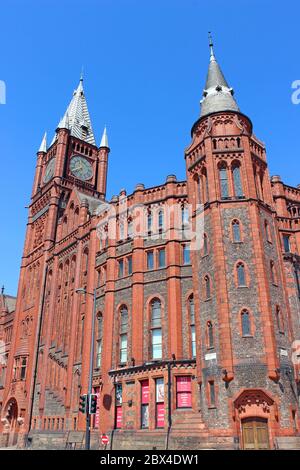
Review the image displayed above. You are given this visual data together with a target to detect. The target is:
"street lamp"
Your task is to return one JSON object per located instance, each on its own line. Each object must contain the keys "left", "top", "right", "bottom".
{"left": 75, "top": 286, "right": 97, "bottom": 450}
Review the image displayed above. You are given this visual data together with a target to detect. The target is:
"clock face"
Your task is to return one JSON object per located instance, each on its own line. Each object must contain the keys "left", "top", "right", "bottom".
{"left": 44, "top": 158, "right": 56, "bottom": 183}
{"left": 70, "top": 155, "right": 93, "bottom": 181}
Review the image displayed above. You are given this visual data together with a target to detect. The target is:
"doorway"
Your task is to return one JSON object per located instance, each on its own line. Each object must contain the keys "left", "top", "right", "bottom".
{"left": 242, "top": 417, "right": 270, "bottom": 450}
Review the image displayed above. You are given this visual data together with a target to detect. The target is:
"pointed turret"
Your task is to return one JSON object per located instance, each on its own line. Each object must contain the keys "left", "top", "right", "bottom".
{"left": 100, "top": 126, "right": 109, "bottom": 148}
{"left": 52, "top": 75, "right": 96, "bottom": 145}
{"left": 200, "top": 33, "right": 239, "bottom": 118}
{"left": 38, "top": 132, "right": 47, "bottom": 153}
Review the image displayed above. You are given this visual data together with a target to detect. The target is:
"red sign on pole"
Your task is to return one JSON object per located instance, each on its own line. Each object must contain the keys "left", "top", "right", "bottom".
{"left": 101, "top": 434, "right": 109, "bottom": 445}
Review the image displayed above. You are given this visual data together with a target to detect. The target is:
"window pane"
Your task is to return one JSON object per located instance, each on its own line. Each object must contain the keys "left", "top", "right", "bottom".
{"left": 158, "top": 210, "right": 164, "bottom": 229}
{"left": 191, "top": 325, "right": 196, "bottom": 357}
{"left": 147, "top": 251, "right": 154, "bottom": 269}
{"left": 118, "top": 260, "right": 124, "bottom": 277}
{"left": 233, "top": 166, "right": 243, "bottom": 197}
{"left": 219, "top": 167, "right": 229, "bottom": 198}
{"left": 283, "top": 235, "right": 290, "bottom": 253}
{"left": 233, "top": 221, "right": 241, "bottom": 242}
{"left": 242, "top": 312, "right": 251, "bottom": 336}
{"left": 120, "top": 334, "right": 127, "bottom": 362}
{"left": 158, "top": 249, "right": 165, "bottom": 268}
{"left": 237, "top": 264, "right": 246, "bottom": 286}
{"left": 183, "top": 245, "right": 191, "bottom": 264}
{"left": 128, "top": 256, "right": 132, "bottom": 275}
{"left": 151, "top": 300, "right": 161, "bottom": 327}
{"left": 152, "top": 329, "right": 162, "bottom": 359}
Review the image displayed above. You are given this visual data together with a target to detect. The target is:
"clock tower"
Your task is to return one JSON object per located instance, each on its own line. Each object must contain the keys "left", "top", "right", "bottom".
{"left": 0, "top": 76, "right": 110, "bottom": 446}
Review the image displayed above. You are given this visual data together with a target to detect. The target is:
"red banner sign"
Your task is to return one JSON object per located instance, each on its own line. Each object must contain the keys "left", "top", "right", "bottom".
{"left": 156, "top": 403, "right": 165, "bottom": 428}
{"left": 176, "top": 376, "right": 191, "bottom": 392}
{"left": 141, "top": 380, "right": 149, "bottom": 404}
{"left": 116, "top": 406, "right": 122, "bottom": 429}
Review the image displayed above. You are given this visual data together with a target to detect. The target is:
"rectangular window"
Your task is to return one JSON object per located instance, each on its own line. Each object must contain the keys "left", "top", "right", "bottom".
{"left": 147, "top": 251, "right": 154, "bottom": 270}
{"left": 151, "top": 328, "right": 162, "bottom": 359}
{"left": 283, "top": 235, "right": 290, "bottom": 253}
{"left": 96, "top": 340, "right": 102, "bottom": 368}
{"left": 118, "top": 259, "right": 124, "bottom": 277}
{"left": 127, "top": 256, "right": 132, "bottom": 275}
{"left": 141, "top": 380, "right": 149, "bottom": 429}
{"left": 183, "top": 244, "right": 191, "bottom": 265}
{"left": 155, "top": 378, "right": 165, "bottom": 428}
{"left": 176, "top": 376, "right": 192, "bottom": 408}
{"left": 115, "top": 384, "right": 122, "bottom": 429}
{"left": 158, "top": 248, "right": 166, "bottom": 268}
{"left": 119, "top": 334, "right": 127, "bottom": 363}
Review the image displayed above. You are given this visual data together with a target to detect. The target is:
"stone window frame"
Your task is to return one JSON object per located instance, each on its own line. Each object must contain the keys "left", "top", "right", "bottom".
{"left": 231, "top": 218, "right": 243, "bottom": 243}
{"left": 239, "top": 308, "right": 254, "bottom": 338}
{"left": 234, "top": 260, "right": 250, "bottom": 288}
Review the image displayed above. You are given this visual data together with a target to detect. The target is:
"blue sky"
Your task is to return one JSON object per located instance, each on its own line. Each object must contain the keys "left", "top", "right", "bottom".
{"left": 0, "top": 0, "right": 299, "bottom": 295}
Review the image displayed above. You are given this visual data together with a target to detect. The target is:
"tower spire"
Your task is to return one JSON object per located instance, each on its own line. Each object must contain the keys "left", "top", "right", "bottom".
{"left": 200, "top": 34, "right": 239, "bottom": 118}
{"left": 51, "top": 76, "right": 95, "bottom": 145}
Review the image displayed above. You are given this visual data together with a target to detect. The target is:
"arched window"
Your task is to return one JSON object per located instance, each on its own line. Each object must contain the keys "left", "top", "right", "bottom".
{"left": 241, "top": 310, "right": 251, "bottom": 336}
{"left": 96, "top": 314, "right": 103, "bottom": 368}
{"left": 147, "top": 210, "right": 152, "bottom": 233}
{"left": 276, "top": 306, "right": 284, "bottom": 334}
{"left": 219, "top": 163, "right": 229, "bottom": 199}
{"left": 119, "top": 306, "right": 128, "bottom": 363}
{"left": 189, "top": 295, "right": 196, "bottom": 357}
{"left": 232, "top": 164, "right": 243, "bottom": 198}
{"left": 232, "top": 220, "right": 241, "bottom": 242}
{"left": 83, "top": 248, "right": 89, "bottom": 273}
{"left": 207, "top": 321, "right": 214, "bottom": 348}
{"left": 237, "top": 263, "right": 246, "bottom": 287}
{"left": 150, "top": 299, "right": 162, "bottom": 359}
{"left": 204, "top": 275, "right": 211, "bottom": 299}
{"left": 158, "top": 209, "right": 164, "bottom": 232}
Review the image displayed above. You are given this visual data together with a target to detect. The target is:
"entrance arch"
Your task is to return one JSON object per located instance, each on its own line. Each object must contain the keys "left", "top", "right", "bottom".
{"left": 3, "top": 398, "right": 19, "bottom": 446}
{"left": 233, "top": 389, "right": 277, "bottom": 450}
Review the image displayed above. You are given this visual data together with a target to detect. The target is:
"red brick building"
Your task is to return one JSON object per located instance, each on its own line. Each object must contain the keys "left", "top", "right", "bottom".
{"left": 1, "top": 41, "right": 300, "bottom": 450}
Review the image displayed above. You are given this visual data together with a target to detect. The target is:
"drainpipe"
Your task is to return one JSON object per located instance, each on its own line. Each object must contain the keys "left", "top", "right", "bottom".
{"left": 165, "top": 361, "right": 172, "bottom": 450}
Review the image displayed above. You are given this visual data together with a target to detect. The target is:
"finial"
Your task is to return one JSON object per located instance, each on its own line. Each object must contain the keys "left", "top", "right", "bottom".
{"left": 208, "top": 31, "right": 215, "bottom": 61}
{"left": 80, "top": 66, "right": 84, "bottom": 81}
{"left": 1, "top": 286, "right": 4, "bottom": 295}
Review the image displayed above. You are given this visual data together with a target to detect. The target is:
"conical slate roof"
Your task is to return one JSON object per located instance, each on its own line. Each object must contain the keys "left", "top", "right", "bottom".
{"left": 200, "top": 38, "right": 239, "bottom": 118}
{"left": 52, "top": 76, "right": 96, "bottom": 145}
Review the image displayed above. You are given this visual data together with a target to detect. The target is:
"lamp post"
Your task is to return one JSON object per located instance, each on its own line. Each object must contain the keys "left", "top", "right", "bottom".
{"left": 75, "top": 286, "right": 97, "bottom": 450}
